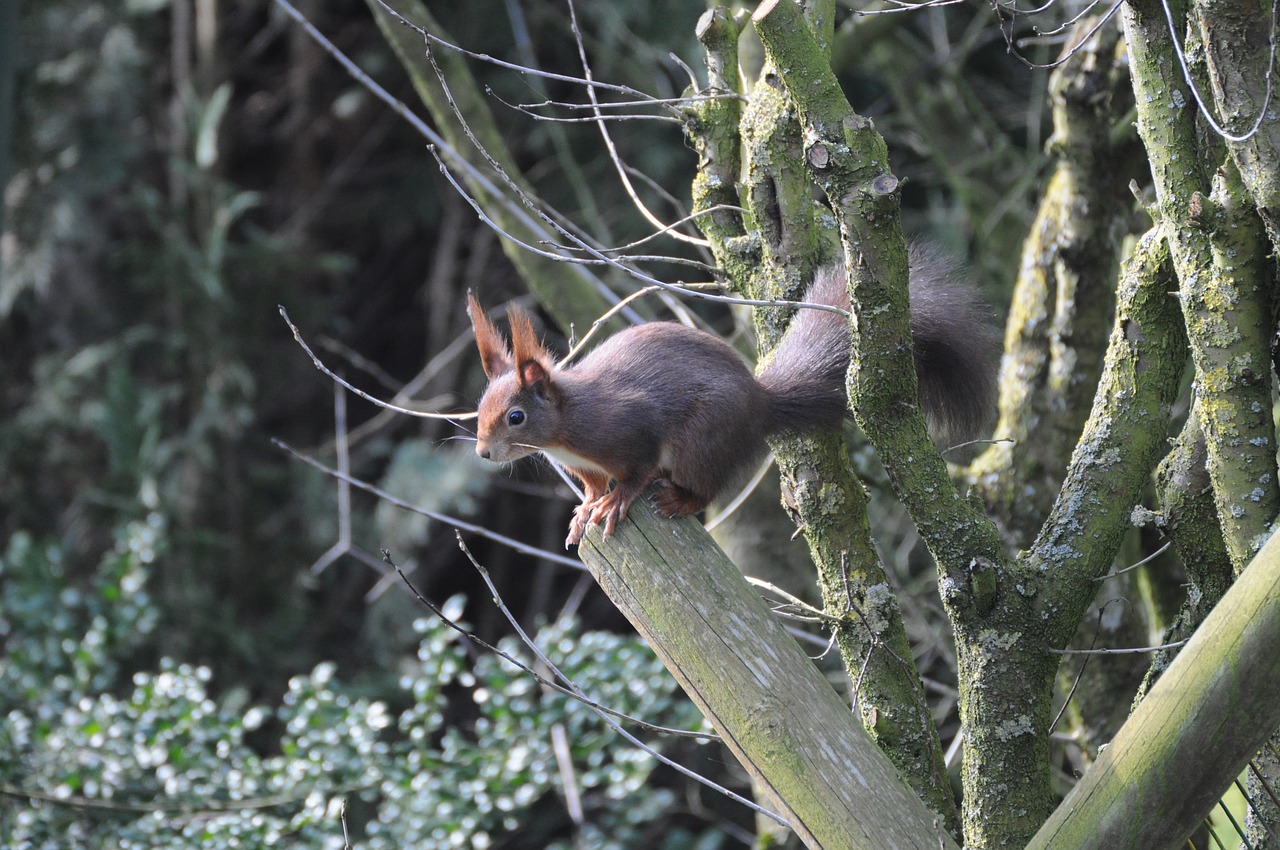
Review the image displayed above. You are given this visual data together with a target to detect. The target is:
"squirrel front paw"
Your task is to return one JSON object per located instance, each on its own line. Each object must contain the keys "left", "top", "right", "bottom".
{"left": 586, "top": 490, "right": 630, "bottom": 537}
{"left": 565, "top": 501, "right": 594, "bottom": 547}
{"left": 565, "top": 478, "right": 651, "bottom": 545}
{"left": 565, "top": 493, "right": 629, "bottom": 546}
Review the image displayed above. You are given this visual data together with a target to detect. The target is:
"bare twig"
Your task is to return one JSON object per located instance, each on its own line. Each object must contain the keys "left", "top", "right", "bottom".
{"left": 702, "top": 454, "right": 775, "bottom": 533}
{"left": 269, "top": 0, "right": 614, "bottom": 302}
{"left": 0, "top": 780, "right": 364, "bottom": 815}
{"left": 428, "top": 153, "right": 856, "bottom": 313}
{"left": 308, "top": 383, "right": 387, "bottom": 577}
{"left": 274, "top": 438, "right": 583, "bottom": 570}
{"left": 997, "top": 0, "right": 1125, "bottom": 71}
{"left": 550, "top": 724, "right": 585, "bottom": 827}
{"left": 371, "top": 0, "right": 669, "bottom": 106}
{"left": 1093, "top": 541, "right": 1173, "bottom": 581}
{"left": 273, "top": 0, "right": 850, "bottom": 321}
{"left": 555, "top": 204, "right": 748, "bottom": 255}
{"left": 502, "top": 91, "right": 738, "bottom": 113}
{"left": 1048, "top": 639, "right": 1191, "bottom": 656}
{"left": 279, "top": 306, "right": 476, "bottom": 421}
{"left": 379, "top": 547, "right": 714, "bottom": 741}
{"left": 1049, "top": 597, "right": 1126, "bottom": 734}
{"left": 446, "top": 537, "right": 789, "bottom": 827}
{"left": 563, "top": 0, "right": 709, "bottom": 247}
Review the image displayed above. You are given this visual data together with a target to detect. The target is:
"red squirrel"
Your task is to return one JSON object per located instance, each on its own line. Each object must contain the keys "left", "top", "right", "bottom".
{"left": 469, "top": 247, "right": 998, "bottom": 547}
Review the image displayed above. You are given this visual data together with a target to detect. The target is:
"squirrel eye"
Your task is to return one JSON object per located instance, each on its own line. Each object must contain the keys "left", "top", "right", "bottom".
{"left": 507, "top": 409, "right": 526, "bottom": 426}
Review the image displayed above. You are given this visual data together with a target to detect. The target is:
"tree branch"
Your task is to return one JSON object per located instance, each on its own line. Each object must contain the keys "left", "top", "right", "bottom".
{"left": 1123, "top": 0, "right": 1279, "bottom": 574}
{"left": 1026, "top": 527, "right": 1280, "bottom": 849}
{"left": 575, "top": 501, "right": 958, "bottom": 850}
{"left": 685, "top": 3, "right": 959, "bottom": 834}
{"left": 968, "top": 19, "right": 1137, "bottom": 546}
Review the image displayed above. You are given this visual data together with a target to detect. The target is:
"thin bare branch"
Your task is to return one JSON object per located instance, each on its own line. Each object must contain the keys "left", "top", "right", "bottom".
{"left": 1048, "top": 640, "right": 1191, "bottom": 656}
{"left": 270, "top": 0, "right": 613, "bottom": 303}
{"left": 370, "top": 0, "right": 671, "bottom": 107}
{"left": 506, "top": 91, "right": 740, "bottom": 112}
{"left": 274, "top": 438, "right": 584, "bottom": 570}
{"left": 380, "top": 547, "right": 715, "bottom": 741}
{"left": 998, "top": 0, "right": 1125, "bottom": 70}
{"left": 486, "top": 86, "right": 684, "bottom": 124}
{"left": 702, "top": 454, "right": 776, "bottom": 533}
{"left": 555, "top": 204, "right": 747, "bottom": 254}
{"left": 428, "top": 148, "right": 855, "bottom": 313}
{"left": 1093, "top": 541, "right": 1173, "bottom": 581}
{"left": 279, "top": 306, "right": 477, "bottom": 421}
{"left": 309, "top": 383, "right": 387, "bottom": 578}
{"left": 559, "top": 285, "right": 667, "bottom": 365}
{"left": 0, "top": 780, "right": 365, "bottom": 814}
{"left": 562, "top": 0, "right": 710, "bottom": 248}
{"left": 446, "top": 538, "right": 789, "bottom": 827}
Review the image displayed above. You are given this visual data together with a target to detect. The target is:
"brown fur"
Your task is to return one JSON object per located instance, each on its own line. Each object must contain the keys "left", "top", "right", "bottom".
{"left": 469, "top": 251, "right": 997, "bottom": 546}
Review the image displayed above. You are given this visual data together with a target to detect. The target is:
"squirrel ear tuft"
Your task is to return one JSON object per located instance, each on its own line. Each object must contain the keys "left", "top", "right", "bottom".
{"left": 507, "top": 307, "right": 550, "bottom": 361}
{"left": 508, "top": 306, "right": 557, "bottom": 391}
{"left": 468, "top": 292, "right": 514, "bottom": 379}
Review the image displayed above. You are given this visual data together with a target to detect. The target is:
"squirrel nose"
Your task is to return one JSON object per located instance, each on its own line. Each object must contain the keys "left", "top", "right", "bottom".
{"left": 477, "top": 443, "right": 491, "bottom": 460}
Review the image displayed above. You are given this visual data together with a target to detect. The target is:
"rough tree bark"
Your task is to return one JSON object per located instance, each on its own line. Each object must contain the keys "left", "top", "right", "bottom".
{"left": 685, "top": 4, "right": 960, "bottom": 835}
{"left": 366, "top": 0, "right": 1280, "bottom": 846}
{"left": 968, "top": 23, "right": 1137, "bottom": 547}
{"left": 1026, "top": 530, "right": 1280, "bottom": 850}
{"left": 752, "top": 2, "right": 1188, "bottom": 845}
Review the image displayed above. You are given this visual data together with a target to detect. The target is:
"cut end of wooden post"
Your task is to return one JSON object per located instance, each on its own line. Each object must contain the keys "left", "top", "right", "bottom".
{"left": 752, "top": 0, "right": 782, "bottom": 24}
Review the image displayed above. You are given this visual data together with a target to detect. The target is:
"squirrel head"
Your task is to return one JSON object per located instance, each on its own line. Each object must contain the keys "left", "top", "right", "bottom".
{"left": 467, "top": 292, "right": 562, "bottom": 463}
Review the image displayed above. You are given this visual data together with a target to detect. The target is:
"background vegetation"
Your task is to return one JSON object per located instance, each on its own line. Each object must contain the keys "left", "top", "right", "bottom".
{"left": 3, "top": 0, "right": 1273, "bottom": 848}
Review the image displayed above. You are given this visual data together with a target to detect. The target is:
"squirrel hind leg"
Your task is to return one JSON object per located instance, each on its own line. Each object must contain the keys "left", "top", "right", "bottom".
{"left": 652, "top": 480, "right": 712, "bottom": 518}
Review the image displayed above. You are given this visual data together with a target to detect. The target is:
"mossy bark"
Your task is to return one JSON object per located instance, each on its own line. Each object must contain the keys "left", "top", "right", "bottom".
{"left": 1192, "top": 0, "right": 1280, "bottom": 250}
{"left": 968, "top": 231, "right": 1185, "bottom": 846}
{"left": 1134, "top": 404, "right": 1233, "bottom": 700}
{"left": 1185, "top": 6, "right": 1280, "bottom": 841}
{"left": 1125, "top": 4, "right": 1280, "bottom": 845}
{"left": 1026, "top": 530, "right": 1280, "bottom": 850}
{"left": 968, "top": 22, "right": 1137, "bottom": 547}
{"left": 706, "top": 19, "right": 1190, "bottom": 827}
{"left": 1123, "top": 0, "right": 1279, "bottom": 575}
{"left": 685, "top": 4, "right": 959, "bottom": 836}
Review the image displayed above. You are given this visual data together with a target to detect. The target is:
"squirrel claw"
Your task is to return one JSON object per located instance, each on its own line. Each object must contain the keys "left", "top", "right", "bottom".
{"left": 587, "top": 494, "right": 627, "bottom": 537}
{"left": 565, "top": 493, "right": 629, "bottom": 545}
{"left": 565, "top": 502, "right": 593, "bottom": 547}
{"left": 576, "top": 490, "right": 630, "bottom": 539}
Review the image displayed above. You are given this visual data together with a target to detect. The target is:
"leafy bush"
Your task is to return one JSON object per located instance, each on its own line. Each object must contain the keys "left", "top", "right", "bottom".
{"left": 0, "top": 529, "right": 710, "bottom": 849}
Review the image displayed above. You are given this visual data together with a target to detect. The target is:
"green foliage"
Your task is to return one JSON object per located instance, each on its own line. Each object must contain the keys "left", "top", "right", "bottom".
{"left": 0, "top": 522, "right": 161, "bottom": 710}
{"left": 0, "top": 531, "right": 707, "bottom": 849}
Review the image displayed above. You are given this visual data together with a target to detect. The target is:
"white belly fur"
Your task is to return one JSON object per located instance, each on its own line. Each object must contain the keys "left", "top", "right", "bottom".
{"left": 541, "top": 446, "right": 610, "bottom": 476}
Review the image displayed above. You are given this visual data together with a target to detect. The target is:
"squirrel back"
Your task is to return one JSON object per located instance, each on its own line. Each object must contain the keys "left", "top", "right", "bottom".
{"left": 469, "top": 247, "right": 998, "bottom": 545}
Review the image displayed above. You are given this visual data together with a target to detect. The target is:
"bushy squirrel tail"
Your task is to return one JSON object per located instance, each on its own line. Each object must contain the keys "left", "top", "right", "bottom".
{"left": 757, "top": 245, "right": 999, "bottom": 449}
